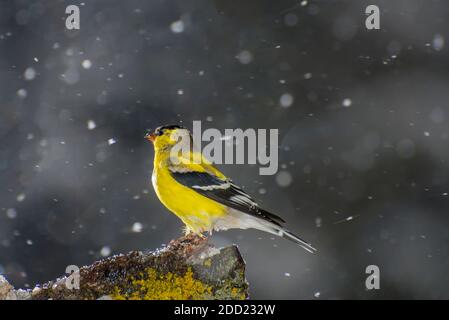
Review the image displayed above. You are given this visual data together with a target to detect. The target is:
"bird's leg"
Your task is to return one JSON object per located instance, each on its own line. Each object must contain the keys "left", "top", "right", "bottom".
{"left": 169, "top": 231, "right": 208, "bottom": 257}
{"left": 186, "top": 231, "right": 211, "bottom": 252}
{"left": 185, "top": 231, "right": 208, "bottom": 242}
{"left": 169, "top": 228, "right": 208, "bottom": 252}
{"left": 182, "top": 225, "right": 210, "bottom": 240}
{"left": 183, "top": 225, "right": 192, "bottom": 236}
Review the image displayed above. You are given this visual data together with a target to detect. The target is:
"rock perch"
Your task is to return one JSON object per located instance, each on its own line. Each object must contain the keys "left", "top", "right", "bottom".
{"left": 0, "top": 235, "right": 248, "bottom": 300}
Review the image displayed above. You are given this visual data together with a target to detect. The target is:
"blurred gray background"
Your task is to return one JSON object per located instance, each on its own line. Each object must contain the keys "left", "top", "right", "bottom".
{"left": 1, "top": 0, "right": 449, "bottom": 299}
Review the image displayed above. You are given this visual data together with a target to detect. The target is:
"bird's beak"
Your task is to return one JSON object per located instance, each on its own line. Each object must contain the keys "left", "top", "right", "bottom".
{"left": 144, "top": 132, "right": 155, "bottom": 143}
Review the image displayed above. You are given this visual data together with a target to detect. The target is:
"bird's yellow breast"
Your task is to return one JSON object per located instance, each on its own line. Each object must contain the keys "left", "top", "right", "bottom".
{"left": 152, "top": 160, "right": 227, "bottom": 233}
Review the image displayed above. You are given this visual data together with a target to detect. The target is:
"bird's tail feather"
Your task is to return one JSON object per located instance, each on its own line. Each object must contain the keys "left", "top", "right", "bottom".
{"left": 222, "top": 209, "right": 317, "bottom": 253}
{"left": 255, "top": 219, "right": 317, "bottom": 254}
{"left": 280, "top": 229, "right": 317, "bottom": 253}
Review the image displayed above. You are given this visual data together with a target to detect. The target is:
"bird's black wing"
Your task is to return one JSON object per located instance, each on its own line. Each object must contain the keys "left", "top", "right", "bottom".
{"left": 169, "top": 169, "right": 285, "bottom": 226}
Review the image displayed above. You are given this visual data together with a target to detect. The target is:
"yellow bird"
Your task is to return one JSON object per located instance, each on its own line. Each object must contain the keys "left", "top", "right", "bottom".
{"left": 145, "top": 124, "right": 316, "bottom": 253}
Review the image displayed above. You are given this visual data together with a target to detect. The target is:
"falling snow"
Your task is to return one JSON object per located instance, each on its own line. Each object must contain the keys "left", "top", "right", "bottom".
{"left": 275, "top": 171, "right": 292, "bottom": 187}
{"left": 284, "top": 13, "right": 298, "bottom": 27}
{"left": 132, "top": 222, "right": 143, "bottom": 233}
{"left": 17, "top": 88, "right": 27, "bottom": 98}
{"left": 170, "top": 20, "right": 185, "bottom": 33}
{"left": 6, "top": 208, "right": 17, "bottom": 219}
{"left": 82, "top": 59, "right": 92, "bottom": 69}
{"left": 432, "top": 34, "right": 445, "bottom": 51}
{"left": 24, "top": 67, "right": 36, "bottom": 80}
{"left": 87, "top": 120, "right": 97, "bottom": 130}
{"left": 279, "top": 93, "right": 294, "bottom": 108}
{"left": 100, "top": 246, "right": 111, "bottom": 257}
{"left": 236, "top": 50, "right": 253, "bottom": 64}
{"left": 342, "top": 98, "right": 352, "bottom": 107}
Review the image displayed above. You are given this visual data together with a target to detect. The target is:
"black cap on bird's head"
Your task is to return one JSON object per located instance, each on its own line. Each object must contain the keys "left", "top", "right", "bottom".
{"left": 144, "top": 124, "right": 186, "bottom": 142}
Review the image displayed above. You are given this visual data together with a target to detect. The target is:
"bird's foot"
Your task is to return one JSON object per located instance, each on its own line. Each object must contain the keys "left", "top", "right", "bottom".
{"left": 183, "top": 226, "right": 192, "bottom": 236}
{"left": 182, "top": 233, "right": 210, "bottom": 256}
{"left": 183, "top": 232, "right": 209, "bottom": 244}
{"left": 168, "top": 231, "right": 209, "bottom": 255}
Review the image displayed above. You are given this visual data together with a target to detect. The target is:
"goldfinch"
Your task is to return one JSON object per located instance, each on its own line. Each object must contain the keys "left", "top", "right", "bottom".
{"left": 145, "top": 124, "right": 316, "bottom": 253}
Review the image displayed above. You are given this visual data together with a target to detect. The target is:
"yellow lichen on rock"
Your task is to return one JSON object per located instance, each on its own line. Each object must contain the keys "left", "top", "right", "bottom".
{"left": 111, "top": 267, "right": 213, "bottom": 300}
{"left": 203, "top": 258, "right": 212, "bottom": 268}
